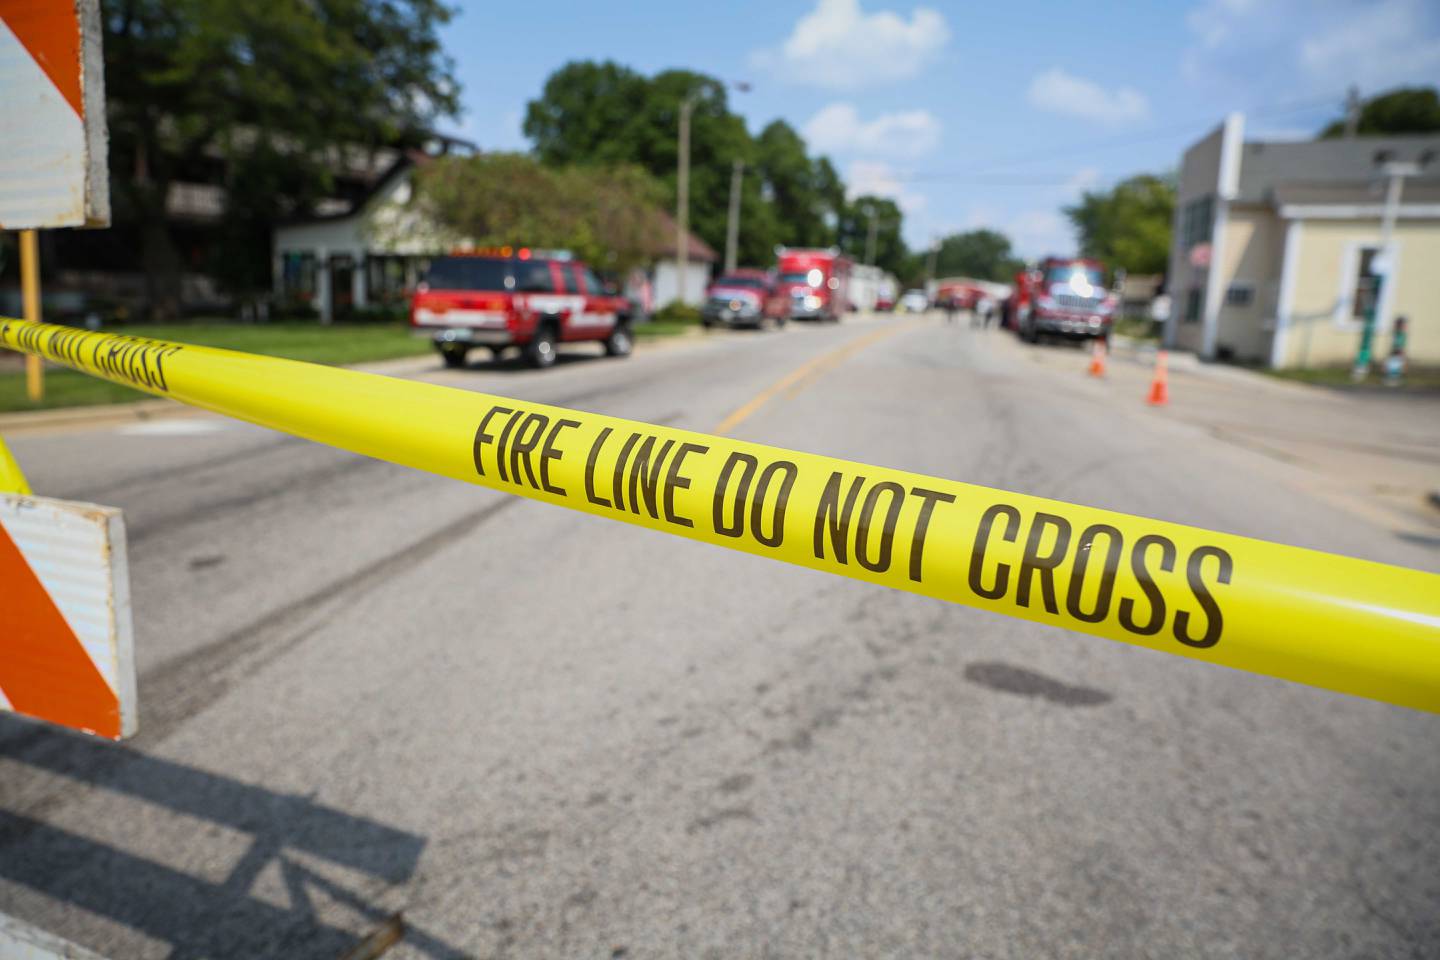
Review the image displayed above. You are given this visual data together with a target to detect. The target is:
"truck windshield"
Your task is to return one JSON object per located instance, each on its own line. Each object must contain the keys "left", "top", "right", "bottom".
{"left": 424, "top": 258, "right": 513, "bottom": 291}
{"left": 1045, "top": 266, "right": 1104, "bottom": 287}
{"left": 778, "top": 272, "right": 814, "bottom": 284}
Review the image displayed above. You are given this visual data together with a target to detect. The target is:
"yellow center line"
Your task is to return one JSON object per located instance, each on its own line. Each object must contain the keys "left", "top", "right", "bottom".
{"left": 713, "top": 318, "right": 921, "bottom": 436}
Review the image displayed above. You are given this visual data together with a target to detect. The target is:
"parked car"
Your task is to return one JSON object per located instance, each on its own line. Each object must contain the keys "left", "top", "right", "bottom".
{"left": 410, "top": 249, "right": 632, "bottom": 369}
{"left": 702, "top": 269, "right": 784, "bottom": 330}
{"left": 899, "top": 289, "right": 929, "bottom": 313}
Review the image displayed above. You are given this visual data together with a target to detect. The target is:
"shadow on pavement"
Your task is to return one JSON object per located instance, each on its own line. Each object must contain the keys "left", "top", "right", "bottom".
{"left": 963, "top": 661, "right": 1113, "bottom": 707}
{"left": 0, "top": 716, "right": 465, "bottom": 959}
{"left": 450, "top": 347, "right": 609, "bottom": 373}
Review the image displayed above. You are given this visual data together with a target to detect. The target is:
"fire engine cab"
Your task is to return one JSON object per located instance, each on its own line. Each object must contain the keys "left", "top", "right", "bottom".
{"left": 410, "top": 249, "right": 633, "bottom": 369}
{"left": 1008, "top": 257, "right": 1117, "bottom": 344}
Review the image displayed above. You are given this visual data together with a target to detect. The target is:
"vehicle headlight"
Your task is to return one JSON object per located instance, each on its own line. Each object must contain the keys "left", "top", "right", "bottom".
{"left": 804, "top": 295, "right": 822, "bottom": 310}
{"left": 807, "top": 269, "right": 824, "bottom": 287}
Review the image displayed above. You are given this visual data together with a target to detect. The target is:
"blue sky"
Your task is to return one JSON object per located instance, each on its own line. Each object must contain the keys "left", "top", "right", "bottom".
{"left": 439, "top": 0, "right": 1440, "bottom": 257}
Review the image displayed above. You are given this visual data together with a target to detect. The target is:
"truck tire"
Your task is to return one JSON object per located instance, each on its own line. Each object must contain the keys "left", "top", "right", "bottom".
{"left": 604, "top": 322, "right": 633, "bottom": 357}
{"left": 438, "top": 344, "right": 469, "bottom": 369}
{"left": 526, "top": 322, "right": 558, "bottom": 369}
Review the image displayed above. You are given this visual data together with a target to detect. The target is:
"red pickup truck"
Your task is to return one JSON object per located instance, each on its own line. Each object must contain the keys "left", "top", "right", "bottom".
{"left": 410, "top": 250, "right": 633, "bottom": 369}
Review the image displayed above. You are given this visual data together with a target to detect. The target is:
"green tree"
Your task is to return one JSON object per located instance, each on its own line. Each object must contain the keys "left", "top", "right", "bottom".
{"left": 105, "top": 0, "right": 459, "bottom": 317}
{"left": 1320, "top": 86, "right": 1440, "bottom": 138}
{"left": 415, "top": 154, "right": 667, "bottom": 275}
{"left": 523, "top": 61, "right": 840, "bottom": 267}
{"left": 1064, "top": 174, "right": 1175, "bottom": 276}
{"left": 837, "top": 196, "right": 907, "bottom": 275}
{"left": 932, "top": 229, "right": 1024, "bottom": 281}
{"left": 525, "top": 63, "right": 750, "bottom": 257}
{"left": 754, "top": 120, "right": 836, "bottom": 249}
{"left": 523, "top": 60, "right": 652, "bottom": 167}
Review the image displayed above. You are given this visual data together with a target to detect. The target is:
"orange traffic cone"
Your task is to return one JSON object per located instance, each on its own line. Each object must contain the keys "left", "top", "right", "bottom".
{"left": 1087, "top": 338, "right": 1107, "bottom": 377}
{"left": 1147, "top": 350, "right": 1170, "bottom": 406}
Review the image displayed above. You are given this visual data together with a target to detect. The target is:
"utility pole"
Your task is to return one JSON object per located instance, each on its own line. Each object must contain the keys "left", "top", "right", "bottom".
{"left": 724, "top": 158, "right": 744, "bottom": 275}
{"left": 675, "top": 95, "right": 696, "bottom": 305}
{"left": 1354, "top": 150, "right": 1430, "bottom": 379}
{"left": 864, "top": 204, "right": 878, "bottom": 266}
{"left": 1343, "top": 86, "right": 1362, "bottom": 139}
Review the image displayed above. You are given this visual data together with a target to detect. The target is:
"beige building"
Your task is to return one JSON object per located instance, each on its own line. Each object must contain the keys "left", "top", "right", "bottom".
{"left": 1167, "top": 117, "right": 1440, "bottom": 368}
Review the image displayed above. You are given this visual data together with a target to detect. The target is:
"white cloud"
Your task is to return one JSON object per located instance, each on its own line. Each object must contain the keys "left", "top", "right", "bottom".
{"left": 1299, "top": 0, "right": 1440, "bottom": 90}
{"left": 1027, "top": 68, "right": 1149, "bottom": 126}
{"left": 846, "top": 160, "right": 927, "bottom": 214}
{"left": 1183, "top": 0, "right": 1440, "bottom": 98}
{"left": 803, "top": 103, "right": 941, "bottom": 158}
{"left": 1008, "top": 210, "right": 1076, "bottom": 258}
{"left": 753, "top": 0, "right": 949, "bottom": 90}
{"left": 957, "top": 165, "right": 1098, "bottom": 259}
{"left": 1064, "top": 167, "right": 1102, "bottom": 194}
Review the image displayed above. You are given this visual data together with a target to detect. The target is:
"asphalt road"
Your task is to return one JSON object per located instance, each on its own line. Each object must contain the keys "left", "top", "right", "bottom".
{"left": 3, "top": 315, "right": 1439, "bottom": 959}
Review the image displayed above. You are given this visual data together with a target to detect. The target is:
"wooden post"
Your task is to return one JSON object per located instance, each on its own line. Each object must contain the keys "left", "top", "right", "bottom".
{"left": 20, "top": 230, "right": 43, "bottom": 401}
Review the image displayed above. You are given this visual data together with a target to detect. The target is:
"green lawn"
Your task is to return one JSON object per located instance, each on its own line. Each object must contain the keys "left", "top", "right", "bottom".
{"left": 634, "top": 319, "right": 701, "bottom": 338}
{"left": 1266, "top": 364, "right": 1440, "bottom": 391}
{"left": 0, "top": 322, "right": 430, "bottom": 413}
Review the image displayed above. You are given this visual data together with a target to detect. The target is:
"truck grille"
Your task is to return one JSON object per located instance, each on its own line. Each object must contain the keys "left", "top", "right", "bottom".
{"left": 1054, "top": 294, "right": 1101, "bottom": 310}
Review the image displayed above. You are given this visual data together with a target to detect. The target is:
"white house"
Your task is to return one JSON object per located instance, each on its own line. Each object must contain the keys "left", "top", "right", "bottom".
{"left": 274, "top": 158, "right": 719, "bottom": 320}
{"left": 273, "top": 149, "right": 461, "bottom": 322}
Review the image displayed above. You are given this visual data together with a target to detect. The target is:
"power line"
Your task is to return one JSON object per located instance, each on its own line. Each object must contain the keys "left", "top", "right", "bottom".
{"left": 890, "top": 93, "right": 1344, "bottom": 184}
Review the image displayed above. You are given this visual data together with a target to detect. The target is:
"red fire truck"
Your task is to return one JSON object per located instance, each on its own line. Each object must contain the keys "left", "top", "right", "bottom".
{"left": 410, "top": 249, "right": 633, "bottom": 369}
{"left": 773, "top": 247, "right": 852, "bottom": 322}
{"left": 1006, "top": 257, "right": 1117, "bottom": 344}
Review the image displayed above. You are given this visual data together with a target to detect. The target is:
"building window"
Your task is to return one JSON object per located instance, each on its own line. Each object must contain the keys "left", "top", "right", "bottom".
{"left": 1350, "top": 247, "right": 1381, "bottom": 320}
{"left": 280, "top": 252, "right": 317, "bottom": 301}
{"left": 1225, "top": 284, "right": 1253, "bottom": 307}
{"left": 1181, "top": 195, "right": 1214, "bottom": 249}
{"left": 366, "top": 255, "right": 414, "bottom": 306}
{"left": 1184, "top": 288, "right": 1203, "bottom": 323}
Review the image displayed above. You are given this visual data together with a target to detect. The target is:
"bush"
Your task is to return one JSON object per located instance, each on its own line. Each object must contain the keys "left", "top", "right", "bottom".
{"left": 652, "top": 300, "right": 701, "bottom": 324}
{"left": 342, "top": 303, "right": 409, "bottom": 324}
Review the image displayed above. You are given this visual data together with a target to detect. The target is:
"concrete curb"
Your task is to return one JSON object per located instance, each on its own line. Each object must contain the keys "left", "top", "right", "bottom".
{"left": 1109, "top": 335, "right": 1332, "bottom": 399}
{"left": 0, "top": 397, "right": 198, "bottom": 435}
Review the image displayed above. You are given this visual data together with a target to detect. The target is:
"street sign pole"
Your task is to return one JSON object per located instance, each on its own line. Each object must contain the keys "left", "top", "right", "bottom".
{"left": 20, "top": 230, "right": 43, "bottom": 401}
{"left": 1354, "top": 163, "right": 1411, "bottom": 381}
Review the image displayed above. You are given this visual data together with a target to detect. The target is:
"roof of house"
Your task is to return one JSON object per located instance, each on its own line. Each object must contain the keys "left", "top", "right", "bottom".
{"left": 1236, "top": 134, "right": 1440, "bottom": 204}
{"left": 1270, "top": 181, "right": 1440, "bottom": 207}
{"left": 651, "top": 211, "right": 718, "bottom": 263}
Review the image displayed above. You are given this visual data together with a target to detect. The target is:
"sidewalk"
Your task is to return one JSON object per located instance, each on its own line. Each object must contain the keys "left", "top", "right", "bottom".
{"left": 1020, "top": 333, "right": 1440, "bottom": 539}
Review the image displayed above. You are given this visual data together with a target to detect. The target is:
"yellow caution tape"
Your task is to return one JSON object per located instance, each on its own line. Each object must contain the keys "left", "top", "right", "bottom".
{"left": 3, "top": 317, "right": 1438, "bottom": 712}
{"left": 0, "top": 434, "right": 32, "bottom": 495}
